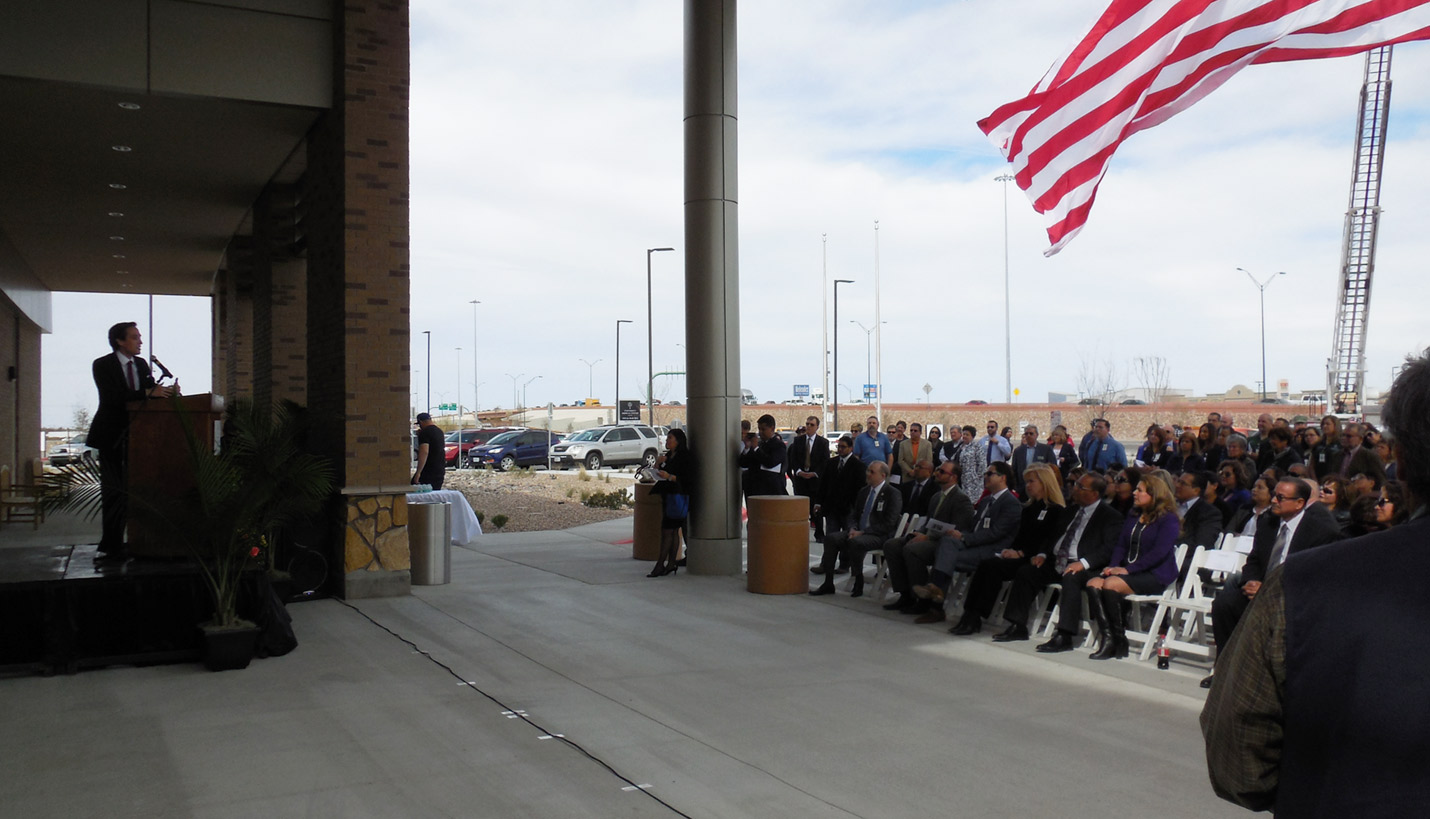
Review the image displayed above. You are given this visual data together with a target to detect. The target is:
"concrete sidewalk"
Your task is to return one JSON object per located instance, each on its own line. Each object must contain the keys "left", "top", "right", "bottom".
{"left": 1, "top": 518, "right": 1241, "bottom": 818}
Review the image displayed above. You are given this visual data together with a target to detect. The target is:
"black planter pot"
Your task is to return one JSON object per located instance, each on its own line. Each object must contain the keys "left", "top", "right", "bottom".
{"left": 200, "top": 622, "right": 260, "bottom": 671}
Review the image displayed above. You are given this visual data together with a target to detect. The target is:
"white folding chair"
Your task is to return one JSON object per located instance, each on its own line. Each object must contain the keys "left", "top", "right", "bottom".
{"left": 846, "top": 513, "right": 911, "bottom": 595}
{"left": 1125, "top": 544, "right": 1192, "bottom": 657}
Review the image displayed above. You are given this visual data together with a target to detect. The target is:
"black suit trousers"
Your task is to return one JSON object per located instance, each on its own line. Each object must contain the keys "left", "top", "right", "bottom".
{"left": 792, "top": 476, "right": 823, "bottom": 537}
{"left": 1212, "top": 580, "right": 1252, "bottom": 649}
{"left": 98, "top": 437, "right": 128, "bottom": 551}
{"left": 965, "top": 556, "right": 1028, "bottom": 619}
{"left": 1005, "top": 561, "right": 1095, "bottom": 633}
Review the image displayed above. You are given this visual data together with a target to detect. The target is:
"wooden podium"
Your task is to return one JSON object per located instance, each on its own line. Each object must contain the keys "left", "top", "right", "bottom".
{"left": 125, "top": 393, "right": 225, "bottom": 558}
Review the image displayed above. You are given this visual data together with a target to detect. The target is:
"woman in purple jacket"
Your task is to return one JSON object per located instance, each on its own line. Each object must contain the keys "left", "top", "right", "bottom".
{"left": 1084, "top": 474, "right": 1180, "bottom": 660}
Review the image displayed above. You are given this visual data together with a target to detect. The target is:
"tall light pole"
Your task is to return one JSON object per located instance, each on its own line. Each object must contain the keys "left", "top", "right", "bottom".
{"left": 873, "top": 220, "right": 882, "bottom": 420}
{"left": 423, "top": 330, "right": 431, "bottom": 413}
{"left": 646, "top": 247, "right": 675, "bottom": 425}
{"left": 505, "top": 372, "right": 524, "bottom": 414}
{"left": 455, "top": 347, "right": 462, "bottom": 426}
{"left": 579, "top": 358, "right": 602, "bottom": 401}
{"left": 1238, "top": 267, "right": 1286, "bottom": 402}
{"left": 615, "top": 319, "right": 632, "bottom": 421}
{"left": 821, "top": 233, "right": 828, "bottom": 425}
{"left": 996, "top": 173, "right": 1014, "bottom": 404}
{"left": 833, "top": 279, "right": 854, "bottom": 435}
{"left": 522, "top": 375, "right": 542, "bottom": 411}
{"left": 850, "top": 320, "right": 885, "bottom": 399}
{"left": 470, "top": 300, "right": 481, "bottom": 417}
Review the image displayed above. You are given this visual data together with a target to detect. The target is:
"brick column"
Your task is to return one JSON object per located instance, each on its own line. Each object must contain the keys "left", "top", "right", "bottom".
{"left": 211, "top": 263, "right": 254, "bottom": 404}
{"left": 305, "top": 0, "right": 412, "bottom": 599}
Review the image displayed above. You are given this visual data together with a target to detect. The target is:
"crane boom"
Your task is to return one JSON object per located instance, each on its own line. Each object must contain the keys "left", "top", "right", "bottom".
{"left": 1327, "top": 46, "right": 1393, "bottom": 414}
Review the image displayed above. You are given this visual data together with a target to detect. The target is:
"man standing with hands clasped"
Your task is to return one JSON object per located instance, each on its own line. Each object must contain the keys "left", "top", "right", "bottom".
{"left": 87, "top": 322, "right": 176, "bottom": 562}
{"left": 412, "top": 412, "right": 446, "bottom": 489}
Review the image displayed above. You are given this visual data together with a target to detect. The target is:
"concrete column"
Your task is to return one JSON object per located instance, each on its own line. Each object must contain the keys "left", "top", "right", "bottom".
{"left": 683, "top": 0, "right": 742, "bottom": 575}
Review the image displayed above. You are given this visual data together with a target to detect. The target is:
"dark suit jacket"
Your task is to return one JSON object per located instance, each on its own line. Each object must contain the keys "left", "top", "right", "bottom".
{"left": 1242, "top": 502, "right": 1344, "bottom": 585}
{"left": 86, "top": 353, "right": 155, "bottom": 451}
{"left": 962, "top": 489, "right": 1022, "bottom": 551}
{"left": 1008, "top": 499, "right": 1064, "bottom": 557}
{"left": 1042, "top": 501, "right": 1124, "bottom": 570}
{"left": 1011, "top": 443, "right": 1055, "bottom": 497}
{"left": 785, "top": 433, "right": 830, "bottom": 483}
{"left": 738, "top": 434, "right": 788, "bottom": 496}
{"left": 1050, "top": 444, "right": 1079, "bottom": 478}
{"left": 917, "top": 485, "right": 975, "bottom": 535}
{"left": 816, "top": 454, "right": 864, "bottom": 526}
{"left": 848, "top": 482, "right": 902, "bottom": 538}
{"left": 901, "top": 478, "right": 938, "bottom": 517}
{"left": 1180, "top": 498, "right": 1224, "bottom": 550}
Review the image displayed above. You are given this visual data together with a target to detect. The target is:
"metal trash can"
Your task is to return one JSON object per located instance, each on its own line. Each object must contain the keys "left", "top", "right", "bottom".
{"left": 408, "top": 501, "right": 451, "bottom": 585}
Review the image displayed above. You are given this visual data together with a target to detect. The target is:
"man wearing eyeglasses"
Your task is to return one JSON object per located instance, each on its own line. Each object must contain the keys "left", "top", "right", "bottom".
{"left": 1206, "top": 478, "right": 1342, "bottom": 685}
{"left": 1204, "top": 351, "right": 1430, "bottom": 815}
{"left": 787, "top": 415, "right": 830, "bottom": 541}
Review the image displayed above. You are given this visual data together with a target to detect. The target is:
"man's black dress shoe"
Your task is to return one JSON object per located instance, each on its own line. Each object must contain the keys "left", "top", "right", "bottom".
{"left": 1036, "top": 632, "right": 1075, "bottom": 653}
{"left": 882, "top": 595, "right": 910, "bottom": 611}
{"left": 992, "top": 622, "right": 1030, "bottom": 642}
{"left": 949, "top": 615, "right": 982, "bottom": 636}
{"left": 809, "top": 582, "right": 836, "bottom": 596}
{"left": 1200, "top": 675, "right": 1214, "bottom": 689}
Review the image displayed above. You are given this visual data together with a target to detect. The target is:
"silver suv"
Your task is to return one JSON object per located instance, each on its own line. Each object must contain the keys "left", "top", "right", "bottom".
{"left": 550, "top": 424, "right": 661, "bottom": 470}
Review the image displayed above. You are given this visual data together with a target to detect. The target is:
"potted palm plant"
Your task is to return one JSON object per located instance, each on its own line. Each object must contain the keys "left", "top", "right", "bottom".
{"left": 41, "top": 398, "right": 333, "bottom": 670}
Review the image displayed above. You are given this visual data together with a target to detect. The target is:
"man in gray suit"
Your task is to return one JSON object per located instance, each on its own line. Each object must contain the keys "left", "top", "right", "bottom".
{"left": 811, "top": 460, "right": 902, "bottom": 599}
{"left": 1010, "top": 424, "right": 1055, "bottom": 498}
{"left": 882, "top": 461, "right": 975, "bottom": 615}
{"left": 912, "top": 461, "right": 1022, "bottom": 624}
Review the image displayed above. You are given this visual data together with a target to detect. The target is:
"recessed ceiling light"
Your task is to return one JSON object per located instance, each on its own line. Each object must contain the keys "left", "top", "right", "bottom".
{"left": 121, "top": 283, "right": 132, "bottom": 288}
{"left": 109, "top": 236, "right": 124, "bottom": 241}
{"left": 112, "top": 254, "right": 126, "bottom": 259}
{"left": 109, "top": 183, "right": 127, "bottom": 190}
{"left": 108, "top": 212, "right": 124, "bottom": 218}
{"left": 116, "top": 270, "right": 129, "bottom": 275}
{"left": 118, "top": 102, "right": 141, "bottom": 110}
{"left": 111, "top": 145, "right": 132, "bottom": 152}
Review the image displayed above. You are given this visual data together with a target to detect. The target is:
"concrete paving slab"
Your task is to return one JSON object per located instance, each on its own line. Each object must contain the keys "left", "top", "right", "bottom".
{"left": 2, "top": 519, "right": 1242, "bottom": 819}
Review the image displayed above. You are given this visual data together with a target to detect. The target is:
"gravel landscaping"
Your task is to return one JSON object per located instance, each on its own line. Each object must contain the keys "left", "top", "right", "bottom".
{"left": 441, "top": 467, "right": 637, "bottom": 533}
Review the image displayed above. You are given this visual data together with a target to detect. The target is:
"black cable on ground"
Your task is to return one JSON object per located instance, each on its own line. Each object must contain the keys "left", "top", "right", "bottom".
{"left": 336, "top": 598, "right": 693, "bottom": 818}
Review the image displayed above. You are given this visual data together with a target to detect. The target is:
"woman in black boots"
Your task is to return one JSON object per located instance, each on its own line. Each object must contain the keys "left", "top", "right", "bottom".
{"left": 1084, "top": 472, "right": 1180, "bottom": 659}
{"left": 648, "top": 429, "right": 692, "bottom": 577}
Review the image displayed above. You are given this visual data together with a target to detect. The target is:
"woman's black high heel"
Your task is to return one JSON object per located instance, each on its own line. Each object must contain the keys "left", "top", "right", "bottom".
{"left": 647, "top": 565, "right": 666, "bottom": 578}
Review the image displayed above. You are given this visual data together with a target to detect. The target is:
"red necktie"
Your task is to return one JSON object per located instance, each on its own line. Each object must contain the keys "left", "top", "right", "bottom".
{"left": 127, "top": 360, "right": 137, "bottom": 391}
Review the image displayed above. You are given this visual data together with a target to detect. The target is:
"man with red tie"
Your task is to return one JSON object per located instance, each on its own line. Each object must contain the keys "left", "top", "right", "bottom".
{"left": 86, "top": 322, "right": 173, "bottom": 561}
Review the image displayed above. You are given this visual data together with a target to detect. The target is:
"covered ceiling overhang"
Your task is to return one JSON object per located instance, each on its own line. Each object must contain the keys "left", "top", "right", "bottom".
{"left": 0, "top": 0, "right": 334, "bottom": 299}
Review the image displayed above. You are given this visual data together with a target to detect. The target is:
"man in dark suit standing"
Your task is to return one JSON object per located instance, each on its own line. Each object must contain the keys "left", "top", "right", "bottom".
{"left": 1010, "top": 424, "right": 1055, "bottom": 498}
{"left": 810, "top": 460, "right": 901, "bottom": 598}
{"left": 810, "top": 435, "right": 863, "bottom": 576}
{"left": 1203, "top": 349, "right": 1430, "bottom": 815}
{"left": 738, "top": 414, "right": 787, "bottom": 496}
{"left": 1208, "top": 477, "right": 1343, "bottom": 665}
{"left": 786, "top": 415, "right": 830, "bottom": 540}
{"left": 86, "top": 322, "right": 174, "bottom": 560}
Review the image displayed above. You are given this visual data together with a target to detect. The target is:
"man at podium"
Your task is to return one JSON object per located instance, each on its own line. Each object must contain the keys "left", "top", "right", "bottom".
{"left": 86, "top": 322, "right": 175, "bottom": 561}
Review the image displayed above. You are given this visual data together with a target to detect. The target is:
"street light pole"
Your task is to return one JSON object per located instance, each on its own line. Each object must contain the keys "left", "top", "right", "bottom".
{"left": 423, "top": 330, "right": 431, "bottom": 413}
{"left": 833, "top": 279, "right": 854, "bottom": 435}
{"left": 455, "top": 347, "right": 462, "bottom": 427}
{"left": 1238, "top": 267, "right": 1286, "bottom": 402}
{"left": 850, "top": 320, "right": 884, "bottom": 399}
{"left": 821, "top": 234, "right": 828, "bottom": 425}
{"left": 470, "top": 300, "right": 481, "bottom": 417}
{"left": 616, "top": 319, "right": 632, "bottom": 421}
{"left": 996, "top": 173, "right": 1014, "bottom": 404}
{"left": 578, "top": 358, "right": 602, "bottom": 401}
{"left": 505, "top": 372, "right": 524, "bottom": 415}
{"left": 523, "top": 375, "right": 541, "bottom": 411}
{"left": 646, "top": 247, "right": 675, "bottom": 426}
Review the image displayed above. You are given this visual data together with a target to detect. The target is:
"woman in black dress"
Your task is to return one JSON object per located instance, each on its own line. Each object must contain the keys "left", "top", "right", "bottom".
{"left": 648, "top": 429, "right": 692, "bottom": 577}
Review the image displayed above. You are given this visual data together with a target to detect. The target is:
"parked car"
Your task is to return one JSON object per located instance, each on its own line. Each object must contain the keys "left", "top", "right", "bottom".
{"left": 443, "top": 427, "right": 519, "bottom": 467}
{"left": 47, "top": 435, "right": 97, "bottom": 466}
{"left": 469, "top": 429, "right": 564, "bottom": 471}
{"left": 549, "top": 424, "right": 661, "bottom": 470}
{"left": 1120, "top": 399, "right": 1146, "bottom": 405}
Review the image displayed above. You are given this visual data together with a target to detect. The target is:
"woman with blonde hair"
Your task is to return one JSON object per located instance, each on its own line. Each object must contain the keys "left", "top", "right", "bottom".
{"left": 1085, "top": 468, "right": 1181, "bottom": 660}
{"left": 950, "top": 462, "right": 1067, "bottom": 640}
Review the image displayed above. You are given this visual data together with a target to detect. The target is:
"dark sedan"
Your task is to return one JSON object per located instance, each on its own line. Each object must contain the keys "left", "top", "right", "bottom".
{"left": 469, "top": 429, "right": 564, "bottom": 471}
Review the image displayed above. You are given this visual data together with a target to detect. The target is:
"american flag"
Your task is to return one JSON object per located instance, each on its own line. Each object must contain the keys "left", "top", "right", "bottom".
{"left": 978, "top": 0, "right": 1430, "bottom": 256}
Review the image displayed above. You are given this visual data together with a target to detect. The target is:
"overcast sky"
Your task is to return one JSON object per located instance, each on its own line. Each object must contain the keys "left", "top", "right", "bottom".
{"left": 40, "top": 1, "right": 1430, "bottom": 427}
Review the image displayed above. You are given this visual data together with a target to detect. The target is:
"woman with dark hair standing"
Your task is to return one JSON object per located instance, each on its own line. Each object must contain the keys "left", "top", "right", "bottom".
{"left": 648, "top": 429, "right": 692, "bottom": 577}
{"left": 1199, "top": 423, "right": 1225, "bottom": 471}
{"left": 1085, "top": 474, "right": 1181, "bottom": 660}
{"left": 1311, "top": 415, "right": 1345, "bottom": 478}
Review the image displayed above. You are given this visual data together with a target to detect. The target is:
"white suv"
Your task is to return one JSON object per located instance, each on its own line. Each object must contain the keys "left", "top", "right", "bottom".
{"left": 550, "top": 424, "right": 661, "bottom": 470}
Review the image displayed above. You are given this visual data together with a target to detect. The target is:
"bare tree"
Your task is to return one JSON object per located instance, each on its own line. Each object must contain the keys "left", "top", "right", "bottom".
{"left": 71, "top": 406, "right": 93, "bottom": 434}
{"left": 1076, "top": 348, "right": 1120, "bottom": 415}
{"left": 1131, "top": 355, "right": 1172, "bottom": 403}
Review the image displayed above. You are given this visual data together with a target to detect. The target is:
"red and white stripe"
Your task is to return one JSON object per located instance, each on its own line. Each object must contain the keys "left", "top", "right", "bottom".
{"left": 978, "top": 0, "right": 1430, "bottom": 256}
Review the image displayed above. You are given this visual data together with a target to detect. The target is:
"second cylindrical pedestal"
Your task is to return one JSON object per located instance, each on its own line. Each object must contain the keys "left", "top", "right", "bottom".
{"left": 632, "top": 482, "right": 662, "bottom": 561}
{"left": 746, "top": 495, "right": 810, "bottom": 594}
